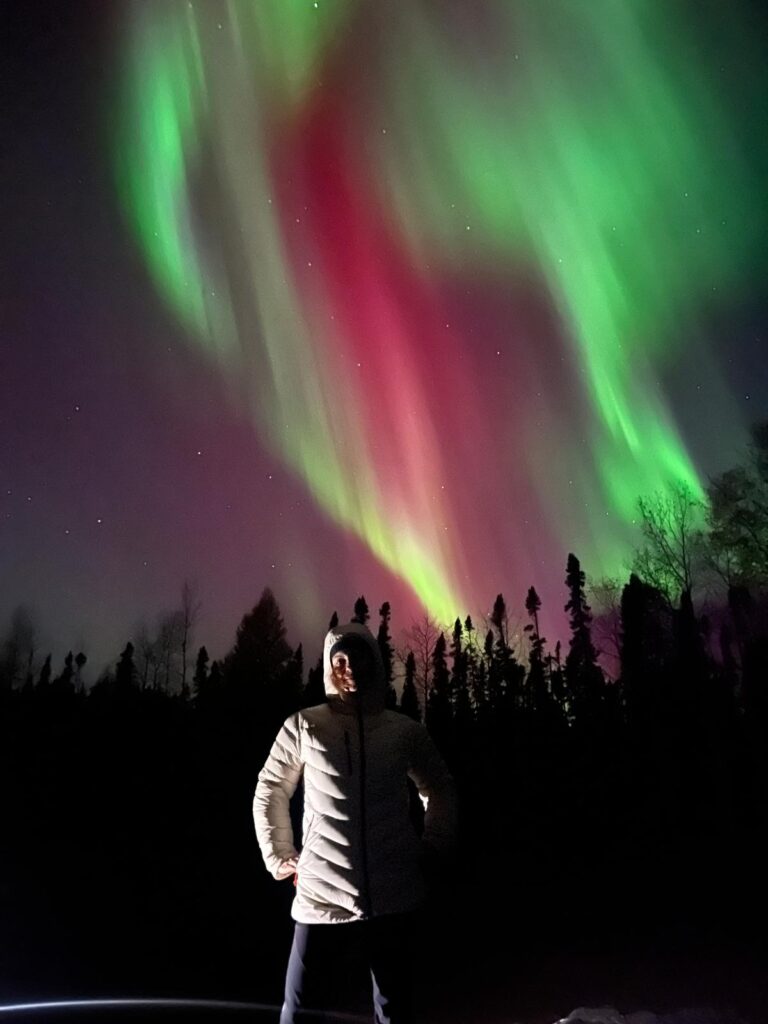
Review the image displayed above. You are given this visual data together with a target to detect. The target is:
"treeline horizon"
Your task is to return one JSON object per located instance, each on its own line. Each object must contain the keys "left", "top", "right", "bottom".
{"left": 1, "top": 418, "right": 767, "bottom": 1001}
{"left": 2, "top": 417, "right": 767, "bottom": 713}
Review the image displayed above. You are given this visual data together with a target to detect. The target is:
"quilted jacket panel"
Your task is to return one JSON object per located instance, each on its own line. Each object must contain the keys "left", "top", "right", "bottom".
{"left": 253, "top": 622, "right": 457, "bottom": 923}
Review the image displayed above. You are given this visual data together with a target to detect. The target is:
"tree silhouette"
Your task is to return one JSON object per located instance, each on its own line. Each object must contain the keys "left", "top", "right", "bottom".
{"left": 400, "top": 651, "right": 420, "bottom": 722}
{"left": 449, "top": 618, "right": 472, "bottom": 733}
{"left": 620, "top": 571, "right": 675, "bottom": 730}
{"left": 115, "top": 642, "right": 137, "bottom": 691}
{"left": 279, "top": 644, "right": 304, "bottom": 721}
{"left": 705, "top": 418, "right": 768, "bottom": 589}
{"left": 179, "top": 580, "right": 202, "bottom": 699}
{"left": 192, "top": 645, "right": 210, "bottom": 704}
{"left": 2, "top": 502, "right": 768, "bottom": 988}
{"left": 488, "top": 593, "right": 524, "bottom": 715}
{"left": 352, "top": 596, "right": 370, "bottom": 625}
{"left": 222, "top": 588, "right": 294, "bottom": 723}
{"left": 155, "top": 611, "right": 185, "bottom": 693}
{"left": 400, "top": 613, "right": 440, "bottom": 714}
{"left": 37, "top": 653, "right": 52, "bottom": 690}
{"left": 673, "top": 587, "right": 710, "bottom": 687}
{"left": 302, "top": 656, "right": 326, "bottom": 708}
{"left": 630, "top": 482, "right": 709, "bottom": 606}
{"left": 0, "top": 605, "right": 37, "bottom": 690}
{"left": 463, "top": 615, "right": 485, "bottom": 719}
{"left": 226, "top": 589, "right": 291, "bottom": 681}
{"left": 52, "top": 651, "right": 76, "bottom": 697}
{"left": 74, "top": 652, "right": 87, "bottom": 693}
{"left": 377, "top": 602, "right": 397, "bottom": 709}
{"left": 586, "top": 575, "right": 624, "bottom": 678}
{"left": 425, "top": 632, "right": 451, "bottom": 744}
{"left": 208, "top": 659, "right": 223, "bottom": 691}
{"left": 547, "top": 639, "right": 565, "bottom": 712}
{"left": 564, "top": 554, "right": 604, "bottom": 721}
{"left": 134, "top": 623, "right": 157, "bottom": 690}
{"left": 4, "top": 416, "right": 768, "bottom": 979}
{"left": 490, "top": 593, "right": 508, "bottom": 649}
{"left": 524, "top": 586, "right": 548, "bottom": 713}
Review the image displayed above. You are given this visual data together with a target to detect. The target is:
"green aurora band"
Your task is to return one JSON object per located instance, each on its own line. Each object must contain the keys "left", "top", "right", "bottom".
{"left": 370, "top": 2, "right": 762, "bottom": 517}
{"left": 114, "top": 1, "right": 765, "bottom": 623}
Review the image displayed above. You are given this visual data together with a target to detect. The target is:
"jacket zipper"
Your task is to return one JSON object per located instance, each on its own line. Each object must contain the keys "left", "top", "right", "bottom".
{"left": 356, "top": 705, "right": 372, "bottom": 917}
{"left": 344, "top": 730, "right": 353, "bottom": 775}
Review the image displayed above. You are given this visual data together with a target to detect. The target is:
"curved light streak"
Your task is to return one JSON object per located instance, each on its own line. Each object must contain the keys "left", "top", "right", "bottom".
{"left": 114, "top": 1, "right": 765, "bottom": 626}
{"left": 0, "top": 997, "right": 368, "bottom": 1021}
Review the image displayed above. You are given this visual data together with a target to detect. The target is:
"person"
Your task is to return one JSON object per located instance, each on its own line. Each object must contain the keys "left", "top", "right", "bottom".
{"left": 253, "top": 620, "right": 457, "bottom": 1024}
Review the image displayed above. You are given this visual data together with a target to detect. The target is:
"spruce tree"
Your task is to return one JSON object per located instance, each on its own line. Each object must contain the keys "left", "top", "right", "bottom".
{"left": 192, "top": 645, "right": 210, "bottom": 703}
{"left": 74, "top": 652, "right": 87, "bottom": 693}
{"left": 52, "top": 651, "right": 76, "bottom": 696}
{"left": 463, "top": 615, "right": 483, "bottom": 719}
{"left": 564, "top": 553, "right": 604, "bottom": 721}
{"left": 548, "top": 640, "right": 566, "bottom": 711}
{"left": 483, "top": 628, "right": 498, "bottom": 714}
{"left": 400, "top": 651, "right": 421, "bottom": 721}
{"left": 116, "top": 642, "right": 137, "bottom": 690}
{"left": 449, "top": 618, "right": 463, "bottom": 713}
{"left": 225, "top": 588, "right": 292, "bottom": 691}
{"left": 452, "top": 619, "right": 473, "bottom": 734}
{"left": 489, "top": 593, "right": 524, "bottom": 714}
{"left": 37, "top": 653, "right": 52, "bottom": 689}
{"left": 208, "top": 659, "right": 223, "bottom": 692}
{"left": 222, "top": 588, "right": 293, "bottom": 724}
{"left": 524, "top": 586, "right": 548, "bottom": 713}
{"left": 426, "top": 632, "right": 451, "bottom": 740}
{"left": 352, "top": 596, "right": 370, "bottom": 625}
{"left": 620, "top": 572, "right": 674, "bottom": 730}
{"left": 377, "top": 602, "right": 397, "bottom": 709}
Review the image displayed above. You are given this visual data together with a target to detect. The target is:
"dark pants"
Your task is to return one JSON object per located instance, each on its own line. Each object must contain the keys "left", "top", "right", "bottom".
{"left": 279, "top": 911, "right": 418, "bottom": 1024}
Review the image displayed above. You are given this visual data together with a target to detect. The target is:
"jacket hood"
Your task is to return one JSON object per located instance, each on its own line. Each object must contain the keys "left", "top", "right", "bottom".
{"left": 323, "top": 621, "right": 386, "bottom": 715}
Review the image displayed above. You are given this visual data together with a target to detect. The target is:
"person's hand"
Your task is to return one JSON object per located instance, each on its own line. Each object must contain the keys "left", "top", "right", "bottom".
{"left": 276, "top": 855, "right": 299, "bottom": 880}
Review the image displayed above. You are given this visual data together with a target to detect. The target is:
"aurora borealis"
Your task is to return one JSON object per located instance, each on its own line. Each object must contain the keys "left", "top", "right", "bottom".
{"left": 3, "top": 1, "right": 767, "bottom": 673}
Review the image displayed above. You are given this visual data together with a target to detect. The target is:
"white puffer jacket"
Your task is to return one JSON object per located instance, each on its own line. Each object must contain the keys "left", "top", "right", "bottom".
{"left": 253, "top": 621, "right": 457, "bottom": 924}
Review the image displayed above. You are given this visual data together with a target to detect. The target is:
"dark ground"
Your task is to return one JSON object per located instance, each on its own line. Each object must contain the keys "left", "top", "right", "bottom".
{"left": 4, "top": 888, "right": 767, "bottom": 1024}
{"left": 3, "top": 678, "right": 767, "bottom": 1024}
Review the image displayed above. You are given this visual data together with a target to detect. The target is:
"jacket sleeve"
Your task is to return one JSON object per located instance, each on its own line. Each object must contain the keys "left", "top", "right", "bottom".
{"left": 253, "top": 713, "right": 304, "bottom": 879}
{"left": 407, "top": 724, "right": 458, "bottom": 856}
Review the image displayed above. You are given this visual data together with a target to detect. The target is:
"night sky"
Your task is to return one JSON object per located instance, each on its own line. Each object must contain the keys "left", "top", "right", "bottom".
{"left": 4, "top": 1, "right": 767, "bottom": 680}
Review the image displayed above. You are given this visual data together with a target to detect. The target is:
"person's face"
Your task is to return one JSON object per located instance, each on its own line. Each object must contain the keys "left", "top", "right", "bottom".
{"left": 331, "top": 651, "right": 357, "bottom": 695}
{"left": 330, "top": 645, "right": 375, "bottom": 699}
